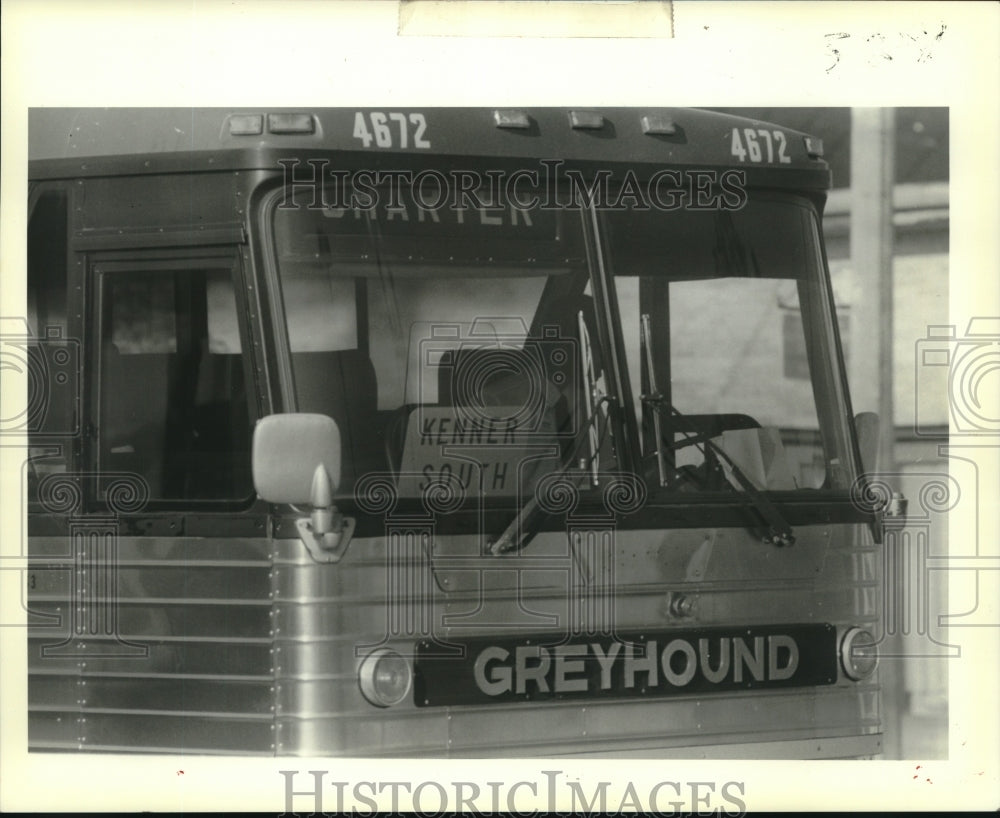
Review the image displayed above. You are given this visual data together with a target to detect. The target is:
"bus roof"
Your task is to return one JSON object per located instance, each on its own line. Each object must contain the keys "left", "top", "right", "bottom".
{"left": 28, "top": 107, "right": 829, "bottom": 186}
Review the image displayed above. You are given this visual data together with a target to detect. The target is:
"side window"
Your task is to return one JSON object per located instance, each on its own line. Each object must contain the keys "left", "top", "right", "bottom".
{"left": 28, "top": 190, "right": 69, "bottom": 339}
{"left": 27, "top": 188, "right": 77, "bottom": 480}
{"left": 97, "top": 261, "right": 253, "bottom": 502}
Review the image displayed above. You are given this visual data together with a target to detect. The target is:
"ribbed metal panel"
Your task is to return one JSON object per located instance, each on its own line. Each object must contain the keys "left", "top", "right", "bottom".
{"left": 272, "top": 681, "right": 879, "bottom": 757}
{"left": 28, "top": 520, "right": 879, "bottom": 757}
{"left": 27, "top": 535, "right": 277, "bottom": 754}
{"left": 271, "top": 523, "right": 881, "bottom": 757}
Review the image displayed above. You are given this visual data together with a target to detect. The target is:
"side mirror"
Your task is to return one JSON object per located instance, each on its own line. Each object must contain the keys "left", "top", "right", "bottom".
{"left": 253, "top": 413, "right": 354, "bottom": 563}
{"left": 252, "top": 413, "right": 342, "bottom": 504}
{"left": 853, "top": 411, "right": 906, "bottom": 539}
{"left": 853, "top": 411, "right": 880, "bottom": 475}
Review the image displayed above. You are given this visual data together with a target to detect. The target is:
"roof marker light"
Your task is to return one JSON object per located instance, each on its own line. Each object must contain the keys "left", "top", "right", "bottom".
{"left": 493, "top": 110, "right": 531, "bottom": 129}
{"left": 228, "top": 114, "right": 263, "bottom": 136}
{"left": 267, "top": 113, "right": 316, "bottom": 134}
{"left": 569, "top": 111, "right": 604, "bottom": 130}
{"left": 641, "top": 114, "right": 677, "bottom": 136}
{"left": 804, "top": 136, "right": 825, "bottom": 158}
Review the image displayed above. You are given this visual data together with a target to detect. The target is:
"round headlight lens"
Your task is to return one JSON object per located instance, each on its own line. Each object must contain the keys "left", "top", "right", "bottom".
{"left": 358, "top": 648, "right": 412, "bottom": 707}
{"left": 840, "top": 627, "right": 879, "bottom": 681}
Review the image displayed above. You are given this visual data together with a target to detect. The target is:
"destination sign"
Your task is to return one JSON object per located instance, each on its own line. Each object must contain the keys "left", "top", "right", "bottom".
{"left": 413, "top": 623, "right": 838, "bottom": 706}
{"left": 275, "top": 186, "right": 570, "bottom": 271}
{"left": 396, "top": 406, "right": 562, "bottom": 498}
{"left": 320, "top": 196, "right": 547, "bottom": 238}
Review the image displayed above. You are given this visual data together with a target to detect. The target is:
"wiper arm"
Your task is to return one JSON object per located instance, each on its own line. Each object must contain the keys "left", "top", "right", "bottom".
{"left": 578, "top": 309, "right": 605, "bottom": 488}
{"left": 489, "top": 396, "right": 612, "bottom": 556}
{"left": 638, "top": 312, "right": 793, "bottom": 546}
{"left": 641, "top": 313, "right": 669, "bottom": 487}
{"left": 644, "top": 398, "right": 796, "bottom": 547}
{"left": 490, "top": 309, "right": 611, "bottom": 556}
{"left": 695, "top": 417, "right": 796, "bottom": 547}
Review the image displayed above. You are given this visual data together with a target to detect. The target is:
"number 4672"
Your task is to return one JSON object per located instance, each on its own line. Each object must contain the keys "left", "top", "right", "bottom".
{"left": 353, "top": 112, "right": 431, "bottom": 149}
{"left": 730, "top": 127, "right": 790, "bottom": 164}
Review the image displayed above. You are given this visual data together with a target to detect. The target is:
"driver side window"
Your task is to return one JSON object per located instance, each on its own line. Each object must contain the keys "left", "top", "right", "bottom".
{"left": 97, "top": 258, "right": 253, "bottom": 503}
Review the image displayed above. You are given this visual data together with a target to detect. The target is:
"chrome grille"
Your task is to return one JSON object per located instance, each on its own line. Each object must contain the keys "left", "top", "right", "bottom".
{"left": 27, "top": 535, "right": 276, "bottom": 755}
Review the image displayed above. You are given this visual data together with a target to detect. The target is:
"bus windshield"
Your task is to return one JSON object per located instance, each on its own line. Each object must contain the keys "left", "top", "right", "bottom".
{"left": 271, "top": 190, "right": 595, "bottom": 501}
{"left": 605, "top": 194, "right": 856, "bottom": 495}
{"left": 270, "top": 187, "right": 855, "bottom": 504}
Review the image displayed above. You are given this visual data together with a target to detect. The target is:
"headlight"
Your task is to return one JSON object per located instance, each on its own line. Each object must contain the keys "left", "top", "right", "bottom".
{"left": 840, "top": 627, "right": 879, "bottom": 681}
{"left": 358, "top": 648, "right": 412, "bottom": 707}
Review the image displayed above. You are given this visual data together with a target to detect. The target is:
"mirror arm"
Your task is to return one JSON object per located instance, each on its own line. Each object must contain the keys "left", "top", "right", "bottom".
{"left": 295, "top": 464, "right": 356, "bottom": 564}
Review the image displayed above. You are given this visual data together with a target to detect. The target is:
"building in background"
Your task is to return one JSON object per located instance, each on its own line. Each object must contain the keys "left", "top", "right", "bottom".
{"left": 715, "top": 107, "right": 950, "bottom": 758}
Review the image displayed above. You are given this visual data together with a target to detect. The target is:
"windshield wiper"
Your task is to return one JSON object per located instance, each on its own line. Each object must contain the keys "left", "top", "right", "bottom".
{"left": 488, "top": 395, "right": 612, "bottom": 556}
{"left": 639, "top": 313, "right": 795, "bottom": 547}
{"left": 490, "top": 309, "right": 612, "bottom": 556}
{"left": 641, "top": 313, "right": 669, "bottom": 487}
{"left": 643, "top": 397, "right": 796, "bottom": 547}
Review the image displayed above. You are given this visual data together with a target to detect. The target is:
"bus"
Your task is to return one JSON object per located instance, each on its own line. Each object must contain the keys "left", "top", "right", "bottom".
{"left": 23, "top": 107, "right": 886, "bottom": 757}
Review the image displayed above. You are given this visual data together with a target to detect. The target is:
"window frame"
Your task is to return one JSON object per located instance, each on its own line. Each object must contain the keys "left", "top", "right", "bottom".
{"left": 596, "top": 192, "right": 864, "bottom": 496}
{"left": 25, "top": 183, "right": 79, "bottom": 501}
{"left": 87, "top": 248, "right": 261, "bottom": 512}
{"left": 258, "top": 173, "right": 875, "bottom": 531}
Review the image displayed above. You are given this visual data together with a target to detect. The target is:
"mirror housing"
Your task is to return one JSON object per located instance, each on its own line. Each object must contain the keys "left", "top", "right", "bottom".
{"left": 853, "top": 411, "right": 880, "bottom": 475}
{"left": 252, "top": 413, "right": 342, "bottom": 505}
